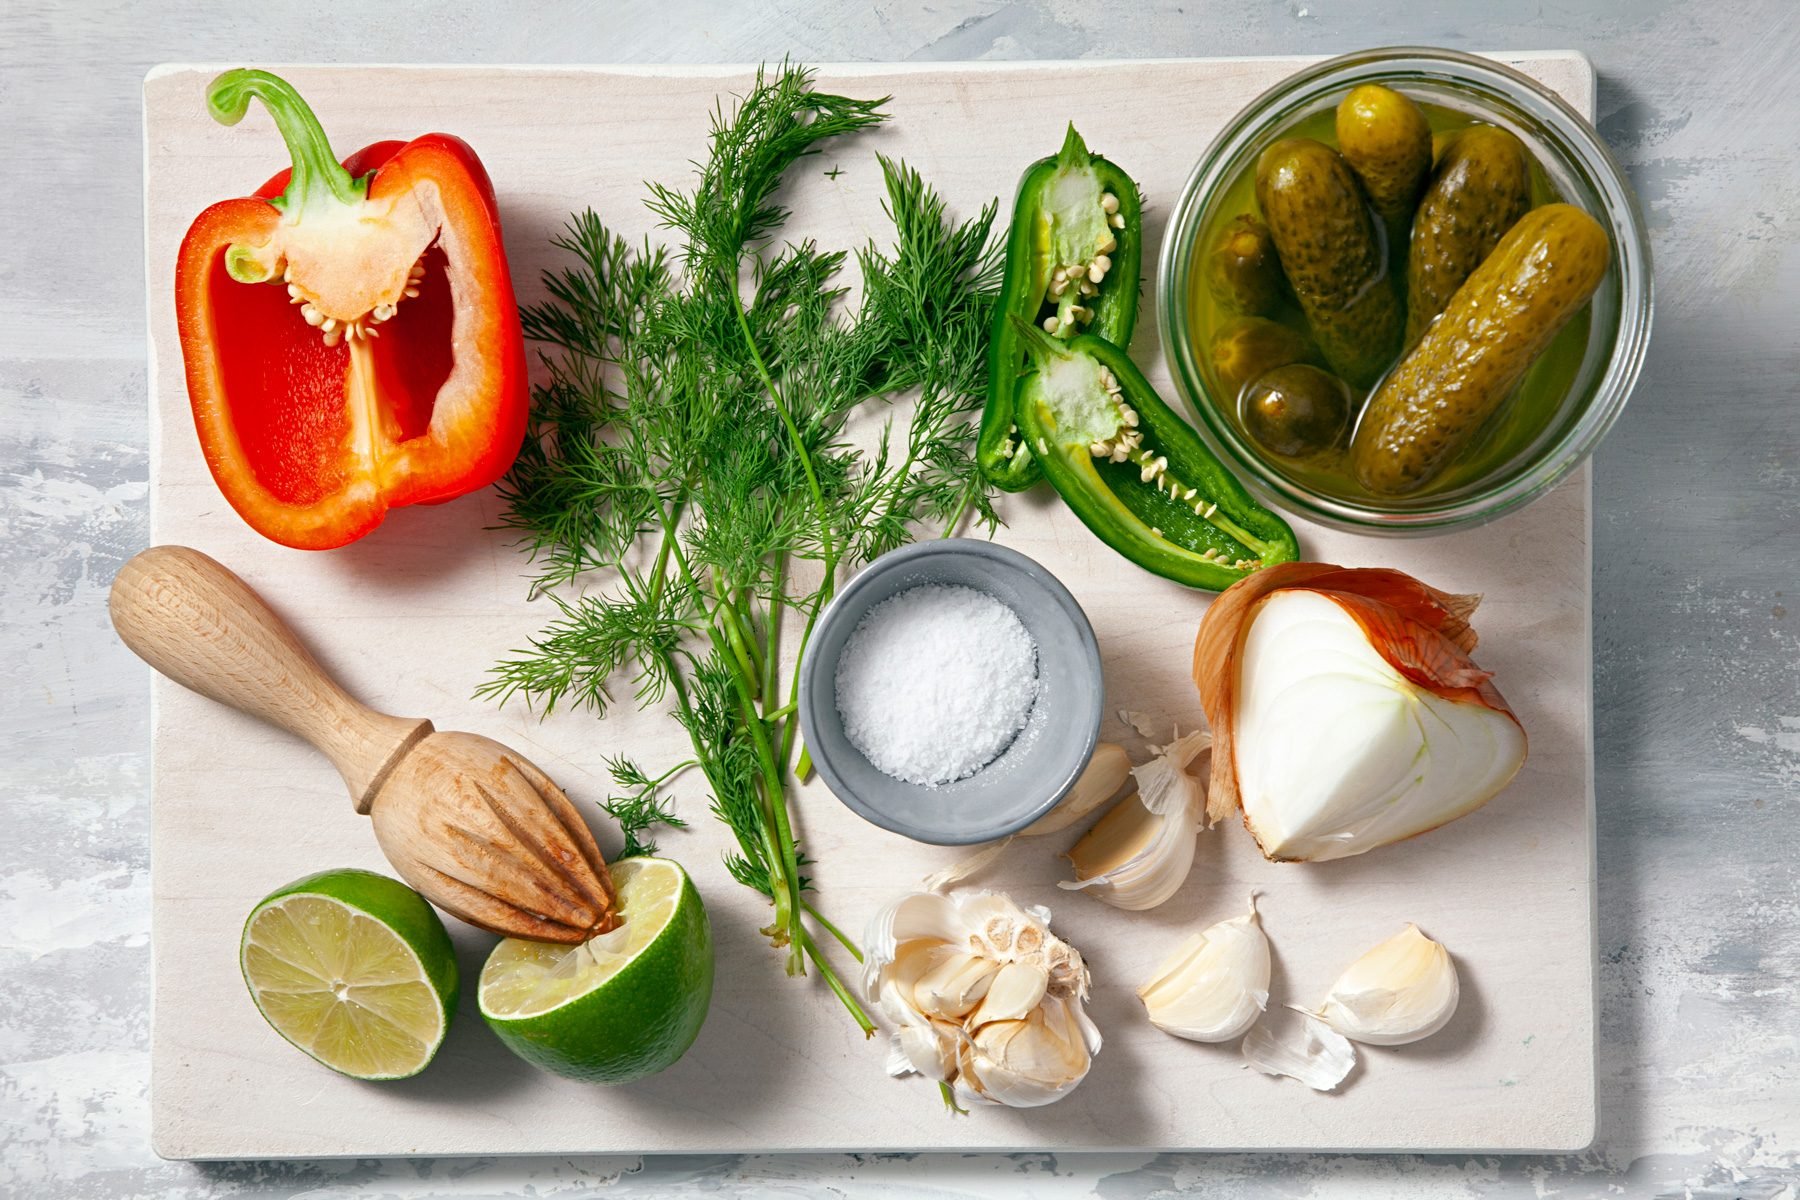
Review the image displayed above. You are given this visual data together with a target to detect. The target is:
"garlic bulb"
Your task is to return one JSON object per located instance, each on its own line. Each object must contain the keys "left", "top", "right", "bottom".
{"left": 1314, "top": 924, "right": 1459, "bottom": 1045}
{"left": 1061, "top": 728, "right": 1209, "bottom": 910}
{"left": 1193, "top": 563, "right": 1526, "bottom": 862}
{"left": 864, "top": 890, "right": 1100, "bottom": 1108}
{"left": 1137, "top": 896, "right": 1270, "bottom": 1042}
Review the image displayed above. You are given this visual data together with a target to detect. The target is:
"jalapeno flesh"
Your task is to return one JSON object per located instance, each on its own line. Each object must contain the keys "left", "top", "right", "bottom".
{"left": 980, "top": 125, "right": 1143, "bottom": 491}
{"left": 1009, "top": 317, "right": 1299, "bottom": 591}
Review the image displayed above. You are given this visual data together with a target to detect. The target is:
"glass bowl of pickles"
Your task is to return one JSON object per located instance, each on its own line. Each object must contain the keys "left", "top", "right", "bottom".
{"left": 1159, "top": 47, "right": 1652, "bottom": 533}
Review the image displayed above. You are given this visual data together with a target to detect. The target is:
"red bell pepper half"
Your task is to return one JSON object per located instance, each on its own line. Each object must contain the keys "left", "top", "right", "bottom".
{"left": 175, "top": 69, "right": 527, "bottom": 549}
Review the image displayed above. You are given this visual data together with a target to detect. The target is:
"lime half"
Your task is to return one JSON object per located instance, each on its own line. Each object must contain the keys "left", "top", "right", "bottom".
{"left": 479, "top": 857, "right": 712, "bottom": 1083}
{"left": 240, "top": 868, "right": 459, "bottom": 1081}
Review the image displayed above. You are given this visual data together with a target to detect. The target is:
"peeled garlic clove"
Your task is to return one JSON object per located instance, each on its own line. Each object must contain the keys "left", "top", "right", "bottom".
{"left": 1193, "top": 564, "right": 1526, "bottom": 861}
{"left": 1241, "top": 1008, "right": 1356, "bottom": 1092}
{"left": 1060, "top": 788, "right": 1197, "bottom": 910}
{"left": 1137, "top": 896, "right": 1270, "bottom": 1042}
{"left": 1021, "top": 742, "right": 1132, "bottom": 835}
{"left": 1315, "top": 923, "right": 1459, "bottom": 1045}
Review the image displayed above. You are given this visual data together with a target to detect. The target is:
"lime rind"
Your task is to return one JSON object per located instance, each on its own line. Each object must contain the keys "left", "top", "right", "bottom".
{"left": 478, "top": 857, "right": 713, "bottom": 1084}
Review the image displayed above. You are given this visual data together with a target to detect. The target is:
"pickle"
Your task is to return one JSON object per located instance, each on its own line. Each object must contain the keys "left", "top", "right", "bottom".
{"left": 1254, "top": 137, "right": 1403, "bottom": 387}
{"left": 1206, "top": 214, "right": 1285, "bottom": 316}
{"left": 1210, "top": 316, "right": 1316, "bottom": 396}
{"left": 1406, "top": 125, "right": 1533, "bottom": 342}
{"left": 1242, "top": 364, "right": 1352, "bottom": 460}
{"left": 1351, "top": 204, "right": 1610, "bottom": 495}
{"left": 1335, "top": 84, "right": 1432, "bottom": 224}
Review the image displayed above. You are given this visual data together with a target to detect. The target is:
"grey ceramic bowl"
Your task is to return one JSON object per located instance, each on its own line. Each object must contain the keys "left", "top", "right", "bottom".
{"left": 797, "top": 539, "right": 1103, "bottom": 846}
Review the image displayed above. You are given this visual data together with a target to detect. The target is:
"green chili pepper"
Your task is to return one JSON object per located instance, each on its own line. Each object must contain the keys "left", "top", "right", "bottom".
{"left": 1009, "top": 317, "right": 1299, "bottom": 591}
{"left": 980, "top": 125, "right": 1143, "bottom": 492}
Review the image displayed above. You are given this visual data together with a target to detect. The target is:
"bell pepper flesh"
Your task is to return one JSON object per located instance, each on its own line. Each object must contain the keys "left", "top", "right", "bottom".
{"left": 1011, "top": 318, "right": 1300, "bottom": 591}
{"left": 175, "top": 70, "right": 527, "bottom": 549}
{"left": 980, "top": 125, "right": 1142, "bottom": 492}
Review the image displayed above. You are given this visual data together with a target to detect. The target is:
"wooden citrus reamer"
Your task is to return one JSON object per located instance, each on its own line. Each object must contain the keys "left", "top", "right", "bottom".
{"left": 110, "top": 544, "right": 617, "bottom": 943}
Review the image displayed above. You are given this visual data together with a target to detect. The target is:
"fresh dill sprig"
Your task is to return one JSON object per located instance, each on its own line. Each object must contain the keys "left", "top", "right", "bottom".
{"left": 483, "top": 63, "right": 1002, "bottom": 1037}
{"left": 601, "top": 755, "right": 690, "bottom": 858}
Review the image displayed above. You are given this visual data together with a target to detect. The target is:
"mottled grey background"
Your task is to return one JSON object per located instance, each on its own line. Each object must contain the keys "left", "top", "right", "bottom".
{"left": 3, "top": 0, "right": 1796, "bottom": 1196}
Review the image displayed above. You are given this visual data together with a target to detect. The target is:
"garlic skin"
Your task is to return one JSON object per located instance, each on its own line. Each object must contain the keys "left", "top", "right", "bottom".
{"left": 1231, "top": 589, "right": 1525, "bottom": 862}
{"left": 1137, "top": 896, "right": 1270, "bottom": 1042}
{"left": 1060, "top": 729, "right": 1209, "bottom": 910}
{"left": 1241, "top": 1008, "right": 1357, "bottom": 1092}
{"left": 864, "top": 891, "right": 1100, "bottom": 1108}
{"left": 1314, "top": 924, "right": 1459, "bottom": 1046}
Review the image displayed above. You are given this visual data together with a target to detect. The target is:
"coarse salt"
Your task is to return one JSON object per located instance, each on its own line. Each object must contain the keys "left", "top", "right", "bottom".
{"left": 834, "top": 584, "right": 1040, "bottom": 787}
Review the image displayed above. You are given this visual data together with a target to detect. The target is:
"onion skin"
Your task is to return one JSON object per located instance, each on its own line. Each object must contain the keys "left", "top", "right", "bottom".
{"left": 1192, "top": 562, "right": 1525, "bottom": 854}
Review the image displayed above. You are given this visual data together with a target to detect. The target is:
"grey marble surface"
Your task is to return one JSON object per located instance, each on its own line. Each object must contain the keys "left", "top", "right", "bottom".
{"left": 3, "top": 0, "right": 1795, "bottom": 1196}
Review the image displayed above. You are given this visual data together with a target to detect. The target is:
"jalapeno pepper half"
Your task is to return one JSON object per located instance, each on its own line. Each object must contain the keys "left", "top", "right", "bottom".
{"left": 979, "top": 125, "right": 1143, "bottom": 492}
{"left": 1010, "top": 317, "right": 1299, "bottom": 591}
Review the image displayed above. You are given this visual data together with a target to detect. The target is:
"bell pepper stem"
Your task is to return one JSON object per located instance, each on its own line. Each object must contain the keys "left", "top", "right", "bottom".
{"left": 207, "top": 69, "right": 367, "bottom": 219}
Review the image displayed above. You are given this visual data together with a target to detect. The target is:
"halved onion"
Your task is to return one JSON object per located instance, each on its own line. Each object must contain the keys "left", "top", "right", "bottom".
{"left": 1193, "top": 563, "right": 1526, "bottom": 863}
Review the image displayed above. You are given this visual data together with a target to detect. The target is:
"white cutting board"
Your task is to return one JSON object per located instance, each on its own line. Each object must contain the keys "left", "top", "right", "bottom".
{"left": 142, "top": 55, "right": 1597, "bottom": 1158}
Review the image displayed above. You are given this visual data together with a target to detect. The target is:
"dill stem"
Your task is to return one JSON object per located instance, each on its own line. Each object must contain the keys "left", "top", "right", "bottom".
{"left": 799, "top": 926, "right": 876, "bottom": 1037}
{"left": 728, "top": 273, "right": 843, "bottom": 762}
{"left": 652, "top": 498, "right": 800, "bottom": 948}
{"left": 760, "top": 556, "right": 786, "bottom": 725}
{"left": 802, "top": 898, "right": 862, "bottom": 963}
{"left": 780, "top": 598, "right": 824, "bottom": 771}
{"left": 715, "top": 589, "right": 763, "bottom": 698}
{"left": 709, "top": 622, "right": 807, "bottom": 973}
{"left": 941, "top": 482, "right": 976, "bottom": 539}
{"left": 645, "top": 491, "right": 688, "bottom": 608}
{"left": 729, "top": 282, "right": 837, "bottom": 576}
{"left": 649, "top": 760, "right": 699, "bottom": 788}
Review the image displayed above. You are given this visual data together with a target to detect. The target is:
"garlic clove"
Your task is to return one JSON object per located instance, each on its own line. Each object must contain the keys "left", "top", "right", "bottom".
{"left": 1021, "top": 742, "right": 1132, "bottom": 835}
{"left": 963, "top": 995, "right": 1097, "bottom": 1108}
{"left": 891, "top": 1019, "right": 959, "bottom": 1082}
{"left": 1314, "top": 923, "right": 1459, "bottom": 1045}
{"left": 1060, "top": 788, "right": 1197, "bottom": 910}
{"left": 863, "top": 891, "right": 966, "bottom": 997}
{"left": 1137, "top": 895, "right": 1270, "bottom": 1042}
{"left": 1241, "top": 1008, "right": 1357, "bottom": 1092}
{"left": 914, "top": 950, "right": 1002, "bottom": 1021}
{"left": 970, "top": 959, "right": 1051, "bottom": 1026}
